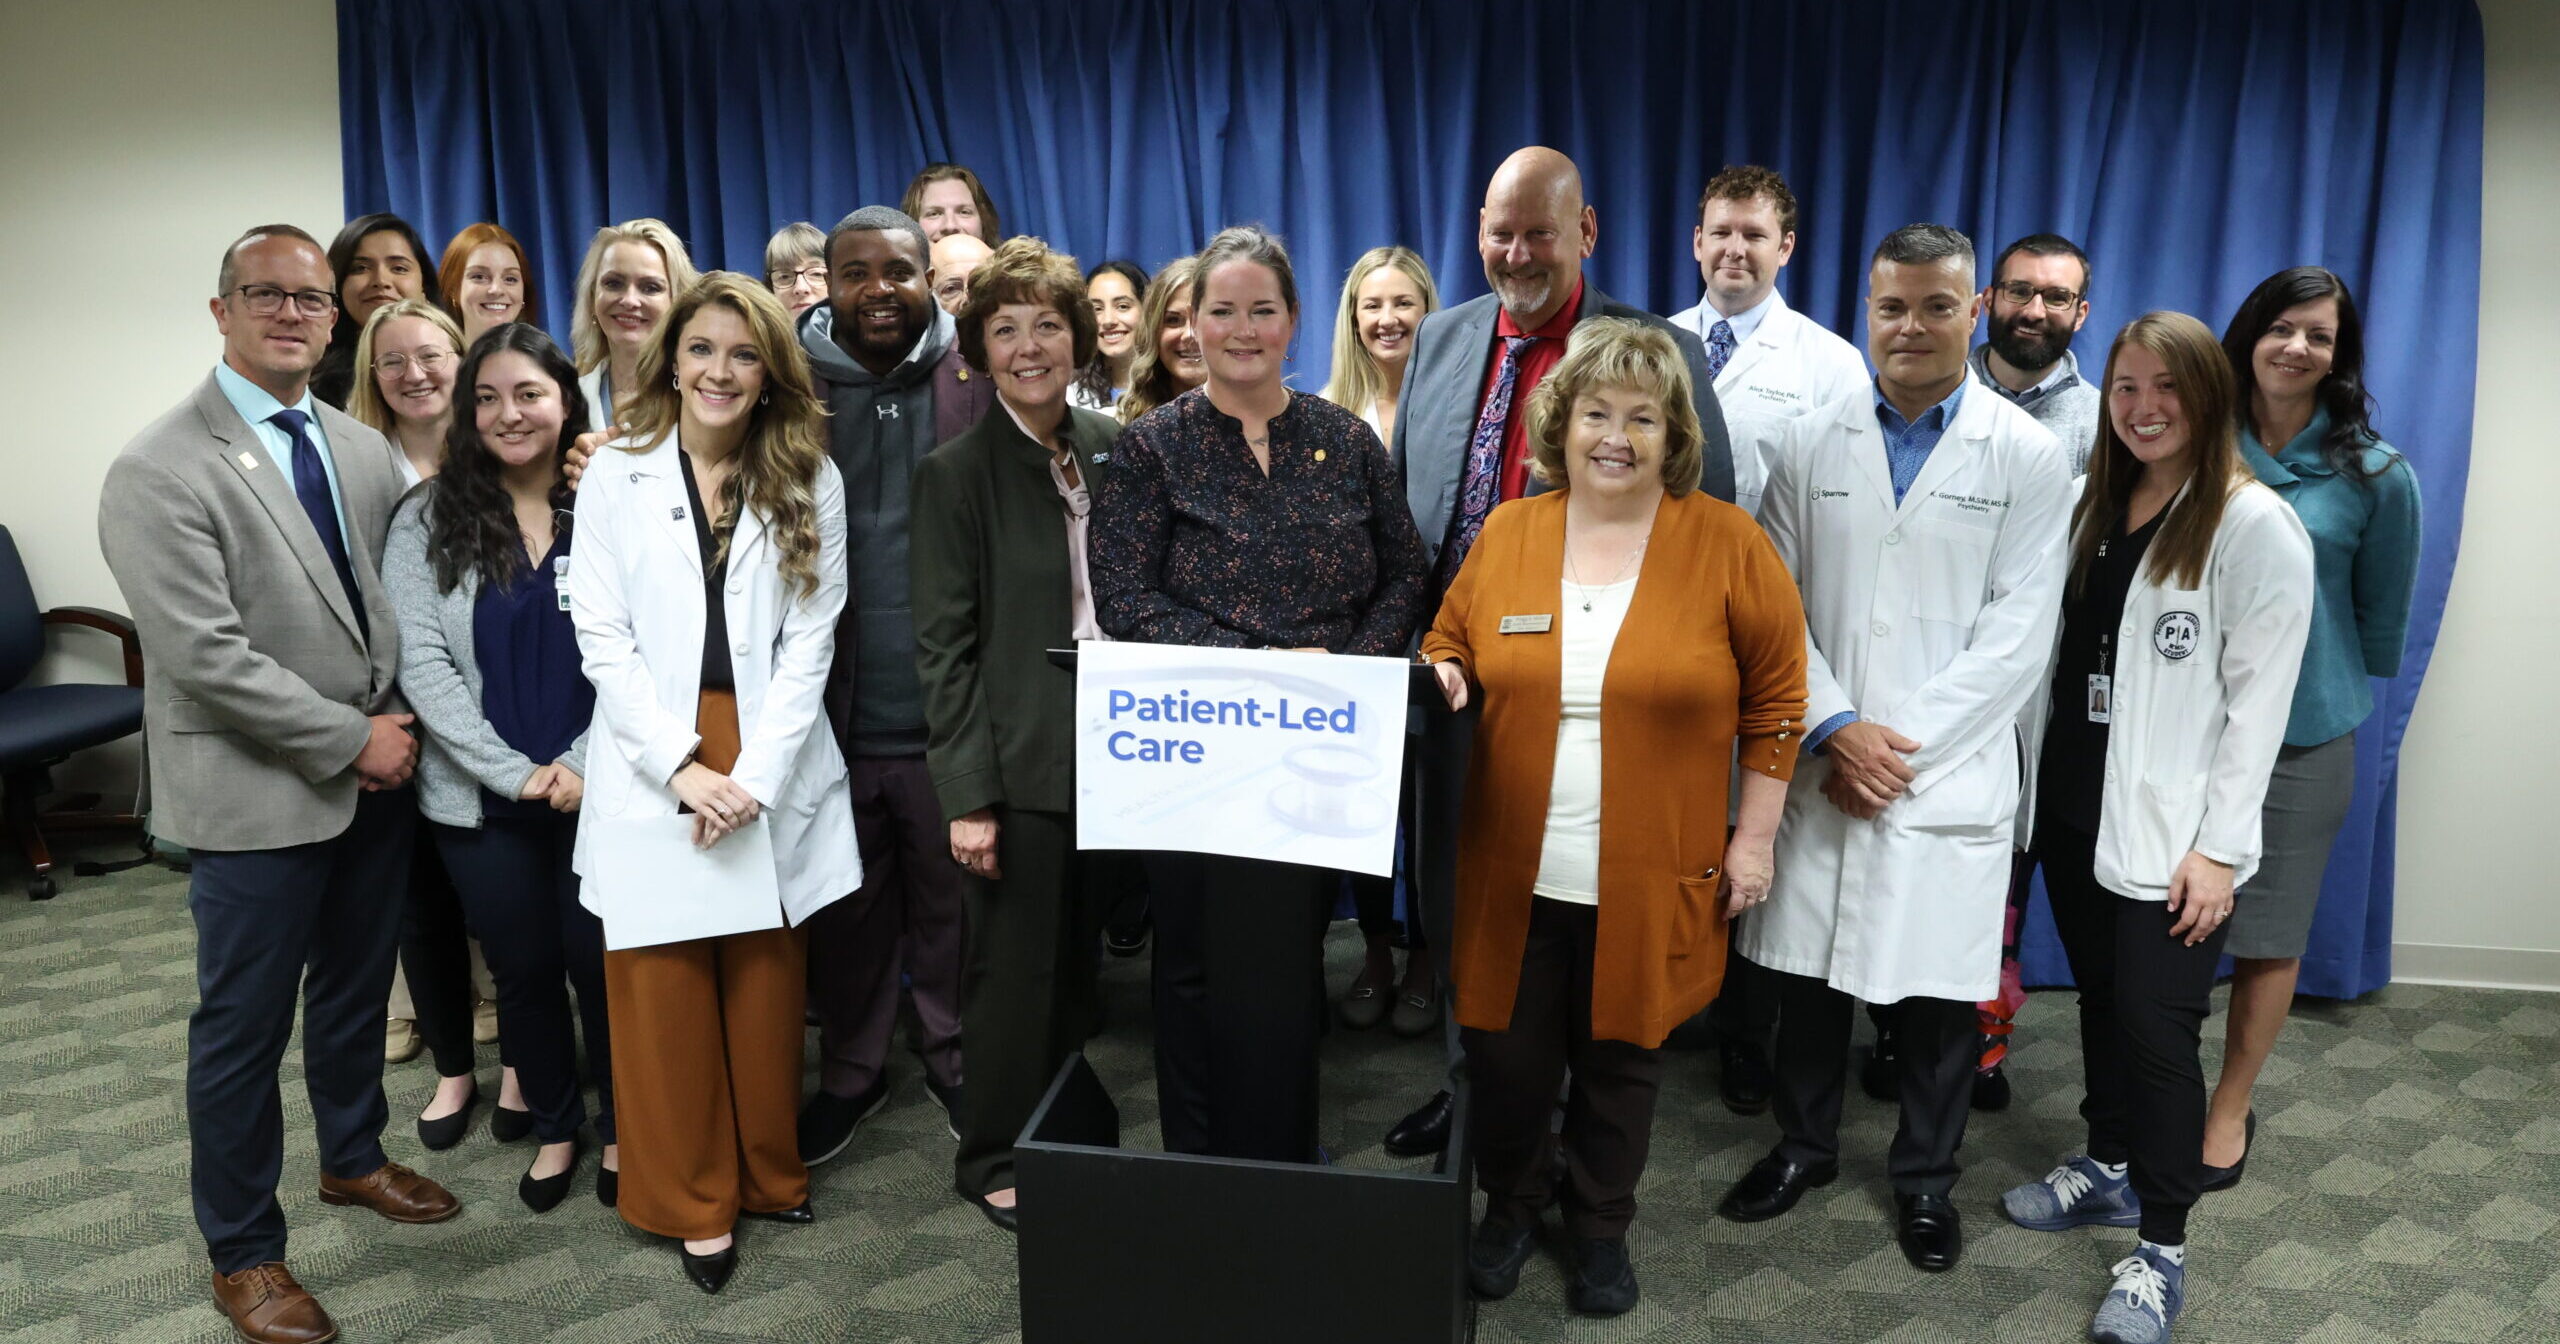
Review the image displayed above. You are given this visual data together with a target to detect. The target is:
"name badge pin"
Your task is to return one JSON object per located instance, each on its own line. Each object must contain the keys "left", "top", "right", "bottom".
{"left": 237, "top": 452, "right": 259, "bottom": 470}
{"left": 1498, "top": 613, "right": 1555, "bottom": 635}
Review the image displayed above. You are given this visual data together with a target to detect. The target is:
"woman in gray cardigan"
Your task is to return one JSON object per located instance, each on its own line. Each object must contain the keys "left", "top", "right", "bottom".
{"left": 383, "top": 323, "right": 613, "bottom": 1213}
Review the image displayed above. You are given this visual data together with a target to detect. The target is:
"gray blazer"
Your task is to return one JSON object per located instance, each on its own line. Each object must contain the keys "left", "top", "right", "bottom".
{"left": 1392, "top": 285, "right": 1738, "bottom": 577}
{"left": 98, "top": 372, "right": 405, "bottom": 850}
{"left": 381, "top": 485, "right": 591, "bottom": 829}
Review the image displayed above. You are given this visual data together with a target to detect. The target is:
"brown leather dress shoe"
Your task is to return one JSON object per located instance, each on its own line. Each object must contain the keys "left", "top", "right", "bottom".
{"left": 317, "top": 1161, "right": 461, "bottom": 1224}
{"left": 212, "top": 1262, "right": 337, "bottom": 1343}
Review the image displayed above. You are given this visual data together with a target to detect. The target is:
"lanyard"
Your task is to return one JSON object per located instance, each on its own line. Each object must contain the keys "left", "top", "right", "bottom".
{"left": 2095, "top": 534, "right": 2114, "bottom": 678}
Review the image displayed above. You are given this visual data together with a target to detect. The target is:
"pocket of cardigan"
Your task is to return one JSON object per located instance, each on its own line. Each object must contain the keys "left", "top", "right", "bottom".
{"left": 1671, "top": 868, "right": 1722, "bottom": 956}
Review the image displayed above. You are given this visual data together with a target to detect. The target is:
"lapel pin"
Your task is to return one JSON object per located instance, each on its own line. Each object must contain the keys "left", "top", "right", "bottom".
{"left": 672, "top": 506, "right": 687, "bottom": 521}
{"left": 237, "top": 452, "right": 259, "bottom": 470}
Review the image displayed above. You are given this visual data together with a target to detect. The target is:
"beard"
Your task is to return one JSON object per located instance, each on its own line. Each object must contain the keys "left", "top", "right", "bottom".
{"left": 1488, "top": 267, "right": 1555, "bottom": 324}
{"left": 1988, "top": 309, "right": 2076, "bottom": 372}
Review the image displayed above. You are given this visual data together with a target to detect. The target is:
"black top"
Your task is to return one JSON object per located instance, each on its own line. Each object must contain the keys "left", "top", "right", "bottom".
{"left": 678, "top": 450, "right": 735, "bottom": 692}
{"left": 1089, "top": 388, "right": 1428, "bottom": 654}
{"left": 2038, "top": 510, "right": 2164, "bottom": 837}
{"left": 472, "top": 530, "right": 594, "bottom": 818}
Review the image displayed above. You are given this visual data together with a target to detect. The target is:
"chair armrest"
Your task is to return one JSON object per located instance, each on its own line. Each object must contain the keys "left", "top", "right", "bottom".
{"left": 44, "top": 606, "right": 143, "bottom": 687}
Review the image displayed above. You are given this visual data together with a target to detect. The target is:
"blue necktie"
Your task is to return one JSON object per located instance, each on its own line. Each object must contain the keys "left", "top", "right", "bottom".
{"left": 1436, "top": 334, "right": 1534, "bottom": 592}
{"left": 1706, "top": 319, "right": 1738, "bottom": 382}
{"left": 270, "top": 407, "right": 367, "bottom": 637}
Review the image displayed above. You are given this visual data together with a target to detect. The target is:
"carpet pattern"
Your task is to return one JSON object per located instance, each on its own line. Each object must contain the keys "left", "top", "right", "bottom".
{"left": 1, "top": 843, "right": 2553, "bottom": 1342}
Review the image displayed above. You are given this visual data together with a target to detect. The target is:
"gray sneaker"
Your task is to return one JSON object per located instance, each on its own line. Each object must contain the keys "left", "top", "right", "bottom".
{"left": 2091, "top": 1245, "right": 2184, "bottom": 1343}
{"left": 2003, "top": 1154, "right": 2142, "bottom": 1231}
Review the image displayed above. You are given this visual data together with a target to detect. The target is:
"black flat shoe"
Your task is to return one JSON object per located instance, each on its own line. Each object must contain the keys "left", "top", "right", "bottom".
{"left": 415, "top": 1090, "right": 479, "bottom": 1151}
{"left": 1971, "top": 1063, "right": 2013, "bottom": 1112}
{"left": 1382, "top": 1089, "right": 1454, "bottom": 1158}
{"left": 1894, "top": 1193, "right": 1962, "bottom": 1272}
{"left": 596, "top": 1166, "right": 618, "bottom": 1208}
{"left": 1719, "top": 1039, "right": 1773, "bottom": 1116}
{"left": 1718, "top": 1152, "right": 1838, "bottom": 1223}
{"left": 743, "top": 1199, "right": 814, "bottom": 1225}
{"left": 518, "top": 1139, "right": 582, "bottom": 1213}
{"left": 960, "top": 1187, "right": 1018, "bottom": 1233}
{"left": 2201, "top": 1109, "right": 2256, "bottom": 1193}
{"left": 489, "top": 1104, "right": 534, "bottom": 1144}
{"left": 679, "top": 1241, "right": 737, "bottom": 1294}
{"left": 1465, "top": 1218, "right": 1537, "bottom": 1300}
{"left": 1567, "top": 1237, "right": 1639, "bottom": 1316}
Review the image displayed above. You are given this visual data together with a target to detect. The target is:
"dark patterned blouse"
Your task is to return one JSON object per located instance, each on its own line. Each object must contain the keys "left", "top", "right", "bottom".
{"left": 1092, "top": 387, "right": 1427, "bottom": 655}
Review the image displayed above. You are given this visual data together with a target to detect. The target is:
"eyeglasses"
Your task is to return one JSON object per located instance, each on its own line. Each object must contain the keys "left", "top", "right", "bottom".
{"left": 1994, "top": 281, "right": 2081, "bottom": 311}
{"left": 373, "top": 349, "right": 454, "bottom": 377}
{"left": 230, "top": 284, "right": 338, "bottom": 317}
{"left": 771, "top": 266, "right": 828, "bottom": 290}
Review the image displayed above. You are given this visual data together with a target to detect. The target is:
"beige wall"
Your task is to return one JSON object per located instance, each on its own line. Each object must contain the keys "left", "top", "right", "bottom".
{"left": 2, "top": 2, "right": 2554, "bottom": 984}
{"left": 0, "top": 0, "right": 342, "bottom": 791}
{"left": 2393, "top": 0, "right": 2560, "bottom": 990}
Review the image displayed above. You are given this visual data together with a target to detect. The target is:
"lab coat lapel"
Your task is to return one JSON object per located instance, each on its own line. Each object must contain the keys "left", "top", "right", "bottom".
{"left": 633, "top": 448, "right": 703, "bottom": 577}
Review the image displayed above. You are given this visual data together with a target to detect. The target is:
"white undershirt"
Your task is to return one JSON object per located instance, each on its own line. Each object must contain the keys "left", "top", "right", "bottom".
{"left": 1531, "top": 575, "right": 1638, "bottom": 904}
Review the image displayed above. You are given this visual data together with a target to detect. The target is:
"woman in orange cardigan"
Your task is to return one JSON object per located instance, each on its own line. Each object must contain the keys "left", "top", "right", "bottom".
{"left": 1423, "top": 319, "right": 1808, "bottom": 1317}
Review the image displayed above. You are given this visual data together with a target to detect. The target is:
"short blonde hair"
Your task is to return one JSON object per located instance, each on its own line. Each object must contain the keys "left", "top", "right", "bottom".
{"left": 345, "top": 297, "right": 466, "bottom": 437}
{"left": 569, "top": 219, "right": 701, "bottom": 375}
{"left": 1524, "top": 318, "right": 1705, "bottom": 497}
{"left": 763, "top": 221, "right": 825, "bottom": 280}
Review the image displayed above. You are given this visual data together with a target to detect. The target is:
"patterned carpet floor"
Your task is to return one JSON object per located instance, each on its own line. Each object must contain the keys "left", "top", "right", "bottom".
{"left": 1, "top": 840, "right": 2554, "bottom": 1342}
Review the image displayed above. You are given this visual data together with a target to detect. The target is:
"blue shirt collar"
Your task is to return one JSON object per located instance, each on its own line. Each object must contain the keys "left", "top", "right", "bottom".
{"left": 1696, "top": 287, "right": 1782, "bottom": 349}
{"left": 1873, "top": 375, "right": 1967, "bottom": 433}
{"left": 213, "top": 359, "right": 316, "bottom": 430}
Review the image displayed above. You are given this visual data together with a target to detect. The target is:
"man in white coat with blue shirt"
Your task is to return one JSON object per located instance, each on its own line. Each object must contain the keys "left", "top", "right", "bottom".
{"left": 1717, "top": 224, "right": 2071, "bottom": 1277}
{"left": 1666, "top": 164, "right": 1870, "bottom": 1116}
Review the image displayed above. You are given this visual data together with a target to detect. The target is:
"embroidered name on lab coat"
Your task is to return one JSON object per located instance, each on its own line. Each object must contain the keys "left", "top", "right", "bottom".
{"left": 1927, "top": 491, "right": 2012, "bottom": 515}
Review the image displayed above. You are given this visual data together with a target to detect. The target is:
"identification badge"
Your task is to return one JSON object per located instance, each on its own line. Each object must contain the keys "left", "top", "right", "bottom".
{"left": 554, "top": 555, "right": 572, "bottom": 611}
{"left": 1498, "top": 614, "right": 1555, "bottom": 635}
{"left": 2085, "top": 674, "right": 2112, "bottom": 724}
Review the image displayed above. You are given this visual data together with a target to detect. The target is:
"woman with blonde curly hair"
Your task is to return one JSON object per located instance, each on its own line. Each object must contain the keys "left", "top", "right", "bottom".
{"left": 566, "top": 272, "right": 860, "bottom": 1294}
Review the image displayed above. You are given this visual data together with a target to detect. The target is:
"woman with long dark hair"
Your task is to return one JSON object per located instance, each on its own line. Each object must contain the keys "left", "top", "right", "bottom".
{"left": 2201, "top": 267, "right": 2422, "bottom": 1191}
{"left": 381, "top": 323, "right": 616, "bottom": 1213}
{"left": 1071, "top": 259, "right": 1148, "bottom": 412}
{"left": 314, "top": 213, "right": 433, "bottom": 408}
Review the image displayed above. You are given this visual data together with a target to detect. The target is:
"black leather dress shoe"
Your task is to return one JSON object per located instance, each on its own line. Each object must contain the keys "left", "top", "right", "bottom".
{"left": 1383, "top": 1090, "right": 1454, "bottom": 1158}
{"left": 960, "top": 1187, "right": 1019, "bottom": 1233}
{"left": 743, "top": 1199, "right": 813, "bottom": 1225}
{"left": 1717, "top": 1152, "right": 1838, "bottom": 1223}
{"left": 1718, "top": 1039, "right": 1773, "bottom": 1116}
{"left": 1464, "top": 1219, "right": 1537, "bottom": 1299}
{"left": 1970, "top": 1063, "right": 2012, "bottom": 1112}
{"left": 679, "top": 1242, "right": 738, "bottom": 1294}
{"left": 415, "top": 1092, "right": 479, "bottom": 1151}
{"left": 1894, "top": 1193, "right": 1962, "bottom": 1272}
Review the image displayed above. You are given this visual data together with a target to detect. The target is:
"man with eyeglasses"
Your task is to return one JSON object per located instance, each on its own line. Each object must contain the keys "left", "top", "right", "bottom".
{"left": 99, "top": 224, "right": 459, "bottom": 1344}
{"left": 930, "top": 230, "right": 995, "bottom": 316}
{"left": 1972, "top": 233, "right": 2100, "bottom": 474}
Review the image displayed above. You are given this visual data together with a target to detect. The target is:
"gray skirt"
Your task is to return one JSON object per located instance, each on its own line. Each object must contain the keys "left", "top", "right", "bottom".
{"left": 2226, "top": 729, "right": 2358, "bottom": 960}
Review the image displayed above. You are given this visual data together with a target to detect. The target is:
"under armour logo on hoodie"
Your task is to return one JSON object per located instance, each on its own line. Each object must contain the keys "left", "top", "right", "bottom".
{"left": 876, "top": 403, "right": 900, "bottom": 420}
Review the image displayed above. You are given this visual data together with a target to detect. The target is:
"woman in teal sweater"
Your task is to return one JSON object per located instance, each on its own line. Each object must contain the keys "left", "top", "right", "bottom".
{"left": 2203, "top": 267, "right": 2422, "bottom": 1190}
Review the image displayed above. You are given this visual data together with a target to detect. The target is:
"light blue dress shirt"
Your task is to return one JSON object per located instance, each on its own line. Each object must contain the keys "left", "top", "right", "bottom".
{"left": 214, "top": 360, "right": 347, "bottom": 530}
{"left": 1697, "top": 287, "right": 1780, "bottom": 350}
{"left": 2239, "top": 407, "right": 2423, "bottom": 747}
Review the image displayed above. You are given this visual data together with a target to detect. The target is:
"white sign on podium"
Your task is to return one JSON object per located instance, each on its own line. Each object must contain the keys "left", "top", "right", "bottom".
{"left": 1073, "top": 641, "right": 1411, "bottom": 876}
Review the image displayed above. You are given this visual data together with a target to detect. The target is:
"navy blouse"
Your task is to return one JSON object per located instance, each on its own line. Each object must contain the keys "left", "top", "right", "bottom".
{"left": 473, "top": 530, "right": 595, "bottom": 818}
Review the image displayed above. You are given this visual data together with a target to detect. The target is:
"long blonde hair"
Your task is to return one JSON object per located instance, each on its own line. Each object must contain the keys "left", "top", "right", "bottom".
{"left": 1318, "top": 246, "right": 1438, "bottom": 418}
{"left": 2072, "top": 311, "right": 2249, "bottom": 595}
{"left": 570, "top": 219, "right": 701, "bottom": 377}
{"left": 346, "top": 297, "right": 466, "bottom": 438}
{"left": 616, "top": 274, "right": 831, "bottom": 598}
{"left": 1118, "top": 255, "right": 1203, "bottom": 425}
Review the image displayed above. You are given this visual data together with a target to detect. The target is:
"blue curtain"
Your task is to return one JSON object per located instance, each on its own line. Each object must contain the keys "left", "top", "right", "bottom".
{"left": 340, "top": 0, "right": 2482, "bottom": 999}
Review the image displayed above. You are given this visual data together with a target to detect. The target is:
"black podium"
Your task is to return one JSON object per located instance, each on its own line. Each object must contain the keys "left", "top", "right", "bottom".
{"left": 1015, "top": 1056, "right": 1474, "bottom": 1344}
{"left": 1021, "top": 650, "right": 1474, "bottom": 1343}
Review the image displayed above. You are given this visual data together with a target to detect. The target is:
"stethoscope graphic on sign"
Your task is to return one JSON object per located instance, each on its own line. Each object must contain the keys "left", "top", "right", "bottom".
{"left": 1095, "top": 665, "right": 1397, "bottom": 840}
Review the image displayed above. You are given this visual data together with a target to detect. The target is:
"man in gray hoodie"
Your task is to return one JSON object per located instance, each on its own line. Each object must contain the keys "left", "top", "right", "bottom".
{"left": 794, "top": 206, "right": 991, "bottom": 1165}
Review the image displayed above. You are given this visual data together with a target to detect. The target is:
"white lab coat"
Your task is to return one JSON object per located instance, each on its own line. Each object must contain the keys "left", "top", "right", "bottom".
{"left": 1737, "top": 379, "right": 2071, "bottom": 1003}
{"left": 566, "top": 432, "right": 863, "bottom": 926}
{"left": 1667, "top": 291, "right": 1869, "bottom": 518}
{"left": 2018, "top": 477, "right": 2315, "bottom": 899}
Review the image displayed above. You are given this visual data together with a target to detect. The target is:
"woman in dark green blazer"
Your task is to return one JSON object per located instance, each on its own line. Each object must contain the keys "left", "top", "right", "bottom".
{"left": 910, "top": 237, "right": 1120, "bottom": 1231}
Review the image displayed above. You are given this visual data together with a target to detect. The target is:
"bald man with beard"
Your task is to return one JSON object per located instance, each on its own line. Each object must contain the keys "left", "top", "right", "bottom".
{"left": 1379, "top": 148, "right": 1736, "bottom": 1200}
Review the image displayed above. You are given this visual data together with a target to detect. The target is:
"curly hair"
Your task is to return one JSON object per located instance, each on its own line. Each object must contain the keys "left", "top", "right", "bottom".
{"left": 956, "top": 237, "right": 1097, "bottom": 375}
{"left": 1523, "top": 318, "right": 1706, "bottom": 497}
{"left": 1119, "top": 255, "right": 1203, "bottom": 425}
{"left": 426, "top": 323, "right": 588, "bottom": 594}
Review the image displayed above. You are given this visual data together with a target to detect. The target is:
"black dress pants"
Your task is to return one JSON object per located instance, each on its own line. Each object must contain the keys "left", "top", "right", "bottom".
{"left": 2035, "top": 822, "right": 2229, "bottom": 1245}
{"left": 955, "top": 809, "right": 1108, "bottom": 1195}
{"left": 398, "top": 823, "right": 480, "bottom": 1079}
{"left": 432, "top": 811, "right": 613, "bottom": 1145}
{"left": 1147, "top": 852, "right": 1332, "bottom": 1162}
{"left": 1768, "top": 966, "right": 1976, "bottom": 1195}
{"left": 1465, "top": 897, "right": 1663, "bottom": 1240}
{"left": 187, "top": 790, "right": 413, "bottom": 1273}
